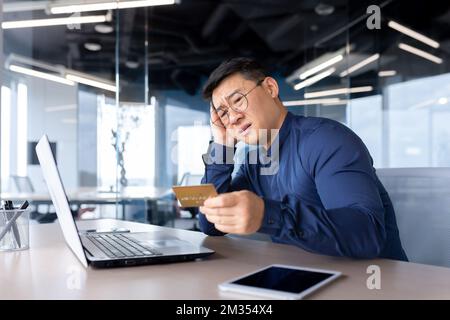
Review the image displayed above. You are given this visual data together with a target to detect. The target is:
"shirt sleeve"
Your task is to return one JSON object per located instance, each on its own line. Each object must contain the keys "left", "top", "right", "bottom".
{"left": 198, "top": 142, "right": 251, "bottom": 236}
{"left": 259, "top": 122, "right": 387, "bottom": 259}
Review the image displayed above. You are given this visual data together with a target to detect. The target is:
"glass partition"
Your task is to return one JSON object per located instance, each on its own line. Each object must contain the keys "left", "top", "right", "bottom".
{"left": 1, "top": 0, "right": 449, "bottom": 227}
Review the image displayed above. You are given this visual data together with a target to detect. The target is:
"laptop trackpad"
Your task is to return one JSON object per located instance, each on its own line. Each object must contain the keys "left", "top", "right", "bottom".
{"left": 127, "top": 233, "right": 193, "bottom": 248}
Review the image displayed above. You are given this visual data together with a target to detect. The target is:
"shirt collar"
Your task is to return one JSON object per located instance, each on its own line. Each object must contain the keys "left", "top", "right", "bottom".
{"left": 264, "top": 111, "right": 293, "bottom": 158}
{"left": 277, "top": 111, "right": 293, "bottom": 146}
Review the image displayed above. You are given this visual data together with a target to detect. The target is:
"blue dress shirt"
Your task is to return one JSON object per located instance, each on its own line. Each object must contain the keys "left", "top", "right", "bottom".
{"left": 199, "top": 112, "right": 408, "bottom": 261}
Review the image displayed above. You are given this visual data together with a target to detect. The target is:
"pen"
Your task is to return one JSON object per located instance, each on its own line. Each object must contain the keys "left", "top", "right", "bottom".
{"left": 0, "top": 200, "right": 29, "bottom": 246}
{"left": 5, "top": 200, "right": 21, "bottom": 248}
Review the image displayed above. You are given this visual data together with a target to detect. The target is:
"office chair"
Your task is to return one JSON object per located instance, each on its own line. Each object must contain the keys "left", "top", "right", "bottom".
{"left": 376, "top": 167, "right": 450, "bottom": 268}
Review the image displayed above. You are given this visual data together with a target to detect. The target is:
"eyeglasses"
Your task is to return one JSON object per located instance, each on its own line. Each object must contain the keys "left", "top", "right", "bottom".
{"left": 211, "top": 79, "right": 264, "bottom": 128}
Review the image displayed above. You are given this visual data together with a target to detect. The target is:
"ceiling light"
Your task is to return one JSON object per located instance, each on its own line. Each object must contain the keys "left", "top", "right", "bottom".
{"left": 125, "top": 60, "right": 140, "bottom": 69}
{"left": 299, "top": 55, "right": 343, "bottom": 80}
{"left": 1, "top": 14, "right": 108, "bottom": 29}
{"left": 378, "top": 70, "right": 397, "bottom": 77}
{"left": 45, "top": 105, "right": 78, "bottom": 113}
{"left": 339, "top": 53, "right": 380, "bottom": 77}
{"left": 304, "top": 86, "right": 373, "bottom": 99}
{"left": 388, "top": 20, "right": 439, "bottom": 49}
{"left": 294, "top": 68, "right": 335, "bottom": 91}
{"left": 95, "top": 24, "right": 114, "bottom": 33}
{"left": 66, "top": 73, "right": 116, "bottom": 92}
{"left": 9, "top": 65, "right": 75, "bottom": 86}
{"left": 398, "top": 43, "right": 443, "bottom": 64}
{"left": 50, "top": 0, "right": 177, "bottom": 14}
{"left": 283, "top": 98, "right": 342, "bottom": 106}
{"left": 84, "top": 42, "right": 102, "bottom": 51}
{"left": 315, "top": 3, "right": 334, "bottom": 16}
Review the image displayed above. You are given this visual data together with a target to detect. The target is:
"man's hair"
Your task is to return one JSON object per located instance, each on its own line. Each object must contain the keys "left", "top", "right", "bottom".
{"left": 202, "top": 57, "right": 267, "bottom": 101}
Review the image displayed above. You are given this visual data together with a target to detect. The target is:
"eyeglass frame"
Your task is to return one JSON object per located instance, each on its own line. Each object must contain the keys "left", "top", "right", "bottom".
{"left": 210, "top": 78, "right": 265, "bottom": 128}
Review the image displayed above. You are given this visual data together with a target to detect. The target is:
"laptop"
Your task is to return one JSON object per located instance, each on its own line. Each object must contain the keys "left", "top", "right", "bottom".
{"left": 36, "top": 134, "right": 215, "bottom": 268}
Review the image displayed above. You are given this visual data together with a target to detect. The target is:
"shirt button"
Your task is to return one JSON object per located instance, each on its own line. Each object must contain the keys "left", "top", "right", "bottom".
{"left": 268, "top": 219, "right": 274, "bottom": 225}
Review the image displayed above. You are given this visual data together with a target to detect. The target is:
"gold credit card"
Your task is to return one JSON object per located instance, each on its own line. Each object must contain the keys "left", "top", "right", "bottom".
{"left": 172, "top": 184, "right": 218, "bottom": 207}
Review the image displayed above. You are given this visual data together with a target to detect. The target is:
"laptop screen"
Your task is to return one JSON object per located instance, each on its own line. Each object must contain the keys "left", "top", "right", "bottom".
{"left": 36, "top": 134, "right": 88, "bottom": 268}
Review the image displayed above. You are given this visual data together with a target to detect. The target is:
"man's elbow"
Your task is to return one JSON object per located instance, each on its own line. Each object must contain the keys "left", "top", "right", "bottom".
{"left": 346, "top": 228, "right": 386, "bottom": 259}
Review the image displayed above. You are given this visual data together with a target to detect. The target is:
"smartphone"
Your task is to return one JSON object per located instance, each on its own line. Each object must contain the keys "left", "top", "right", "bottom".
{"left": 218, "top": 264, "right": 341, "bottom": 300}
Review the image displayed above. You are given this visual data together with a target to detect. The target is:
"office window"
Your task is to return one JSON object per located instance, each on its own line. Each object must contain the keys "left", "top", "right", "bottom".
{"left": 97, "top": 96, "right": 156, "bottom": 189}
{"left": 97, "top": 96, "right": 118, "bottom": 189}
{"left": 120, "top": 102, "right": 156, "bottom": 186}
{"left": 385, "top": 72, "right": 450, "bottom": 167}
{"left": 348, "top": 95, "right": 383, "bottom": 167}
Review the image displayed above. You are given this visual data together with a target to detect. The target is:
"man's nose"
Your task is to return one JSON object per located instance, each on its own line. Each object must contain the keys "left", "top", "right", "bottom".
{"left": 228, "top": 109, "right": 243, "bottom": 125}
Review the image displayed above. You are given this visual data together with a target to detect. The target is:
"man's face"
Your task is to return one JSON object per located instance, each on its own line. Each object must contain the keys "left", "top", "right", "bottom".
{"left": 211, "top": 73, "right": 280, "bottom": 145}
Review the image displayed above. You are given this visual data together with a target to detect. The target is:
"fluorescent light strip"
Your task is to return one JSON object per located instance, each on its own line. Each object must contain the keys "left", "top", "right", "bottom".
{"left": 299, "top": 54, "right": 343, "bottom": 80}
{"left": 50, "top": 0, "right": 176, "bottom": 14}
{"left": 45, "top": 105, "right": 78, "bottom": 112}
{"left": 398, "top": 43, "right": 443, "bottom": 64}
{"left": 283, "top": 98, "right": 341, "bottom": 106}
{"left": 66, "top": 74, "right": 116, "bottom": 92}
{"left": 388, "top": 20, "right": 439, "bottom": 49}
{"left": 304, "top": 86, "right": 373, "bottom": 99}
{"left": 1, "top": 14, "right": 107, "bottom": 29}
{"left": 339, "top": 53, "right": 380, "bottom": 77}
{"left": 294, "top": 68, "right": 335, "bottom": 91}
{"left": 9, "top": 65, "right": 76, "bottom": 86}
{"left": 378, "top": 70, "right": 397, "bottom": 77}
{"left": 322, "top": 100, "right": 348, "bottom": 106}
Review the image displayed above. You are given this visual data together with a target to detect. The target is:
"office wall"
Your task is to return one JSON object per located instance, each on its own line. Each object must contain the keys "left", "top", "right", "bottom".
{"left": 25, "top": 77, "right": 78, "bottom": 192}
{"left": 78, "top": 90, "right": 98, "bottom": 187}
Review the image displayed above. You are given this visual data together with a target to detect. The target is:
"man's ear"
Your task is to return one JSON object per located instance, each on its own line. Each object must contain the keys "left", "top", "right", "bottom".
{"left": 264, "top": 77, "right": 279, "bottom": 98}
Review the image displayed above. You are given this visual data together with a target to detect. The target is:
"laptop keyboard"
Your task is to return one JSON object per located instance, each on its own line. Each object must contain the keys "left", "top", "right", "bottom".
{"left": 86, "top": 233, "right": 162, "bottom": 258}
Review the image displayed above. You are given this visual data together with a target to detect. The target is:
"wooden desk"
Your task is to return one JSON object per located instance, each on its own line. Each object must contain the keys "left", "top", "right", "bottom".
{"left": 1, "top": 219, "right": 450, "bottom": 299}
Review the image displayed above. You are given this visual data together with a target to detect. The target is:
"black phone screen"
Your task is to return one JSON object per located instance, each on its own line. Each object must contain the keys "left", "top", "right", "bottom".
{"left": 231, "top": 266, "right": 335, "bottom": 294}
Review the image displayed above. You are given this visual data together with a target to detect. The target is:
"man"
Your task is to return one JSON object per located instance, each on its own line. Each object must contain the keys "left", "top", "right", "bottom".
{"left": 198, "top": 57, "right": 407, "bottom": 260}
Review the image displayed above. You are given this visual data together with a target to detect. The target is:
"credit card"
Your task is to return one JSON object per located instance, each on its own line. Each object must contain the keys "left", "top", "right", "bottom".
{"left": 172, "top": 184, "right": 218, "bottom": 207}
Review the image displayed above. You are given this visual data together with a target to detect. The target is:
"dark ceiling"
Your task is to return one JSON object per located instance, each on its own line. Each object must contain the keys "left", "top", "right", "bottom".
{"left": 2, "top": 0, "right": 450, "bottom": 97}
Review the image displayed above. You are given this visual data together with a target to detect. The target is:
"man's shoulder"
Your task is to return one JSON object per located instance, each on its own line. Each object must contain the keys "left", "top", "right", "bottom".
{"left": 291, "top": 114, "right": 350, "bottom": 138}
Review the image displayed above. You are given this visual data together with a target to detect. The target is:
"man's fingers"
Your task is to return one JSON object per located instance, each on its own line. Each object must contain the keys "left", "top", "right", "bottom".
{"left": 199, "top": 206, "right": 234, "bottom": 216}
{"left": 203, "top": 193, "right": 238, "bottom": 208}
{"left": 205, "top": 214, "right": 237, "bottom": 226}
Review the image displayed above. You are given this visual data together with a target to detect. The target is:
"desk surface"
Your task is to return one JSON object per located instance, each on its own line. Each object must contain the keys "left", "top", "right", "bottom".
{"left": 1, "top": 219, "right": 450, "bottom": 299}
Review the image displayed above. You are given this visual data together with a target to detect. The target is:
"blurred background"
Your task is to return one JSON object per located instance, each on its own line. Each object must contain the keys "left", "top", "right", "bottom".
{"left": 1, "top": 0, "right": 449, "bottom": 231}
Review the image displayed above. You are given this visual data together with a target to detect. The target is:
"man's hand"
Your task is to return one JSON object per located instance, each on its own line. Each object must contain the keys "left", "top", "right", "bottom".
{"left": 199, "top": 190, "right": 265, "bottom": 234}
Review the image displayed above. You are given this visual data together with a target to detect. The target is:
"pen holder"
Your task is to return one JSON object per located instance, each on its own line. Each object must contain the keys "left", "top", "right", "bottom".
{"left": 0, "top": 209, "right": 29, "bottom": 252}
